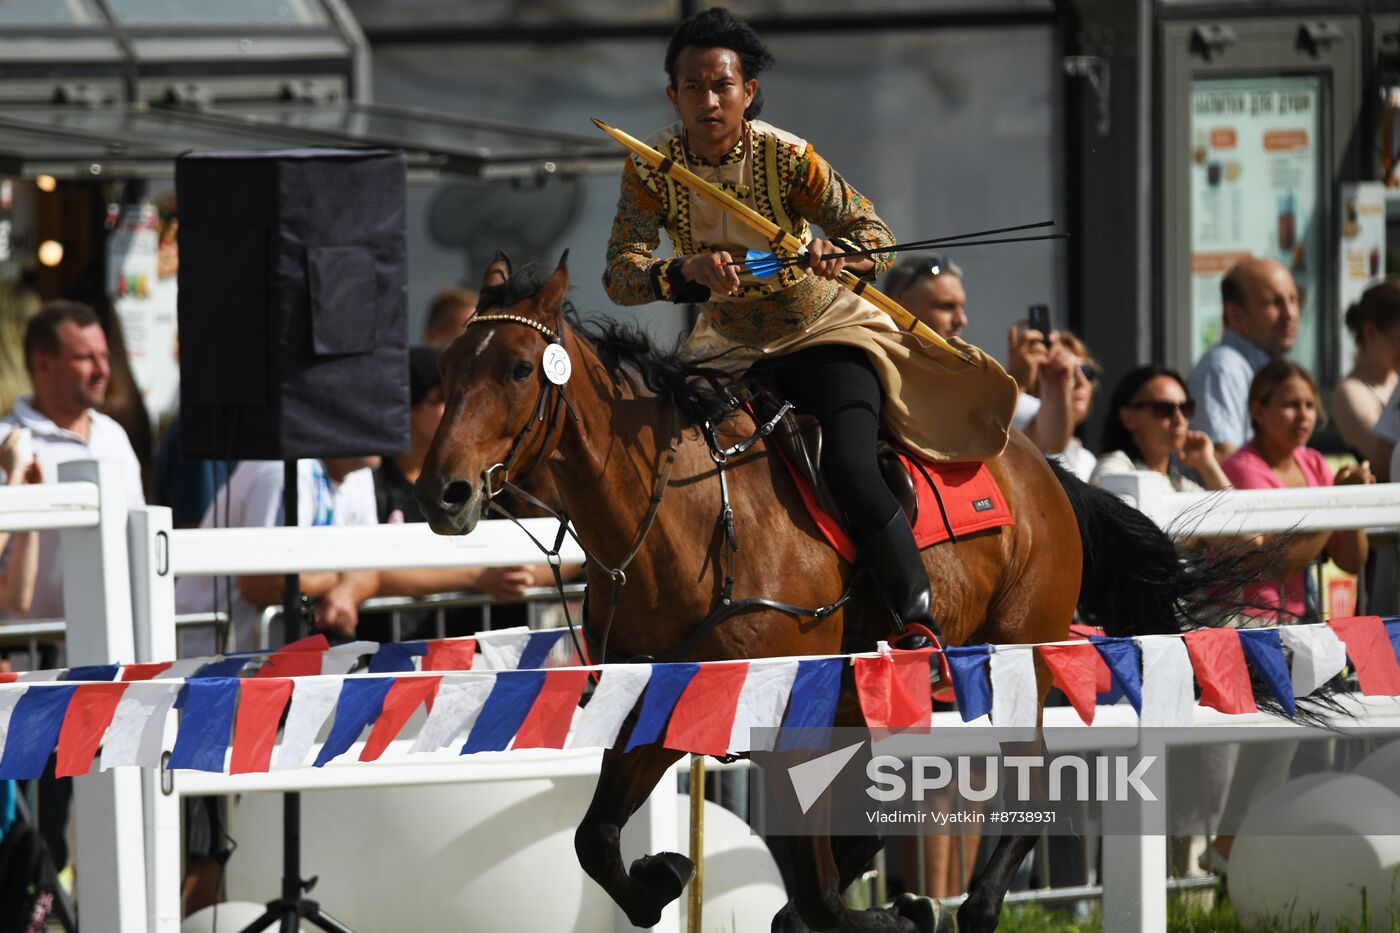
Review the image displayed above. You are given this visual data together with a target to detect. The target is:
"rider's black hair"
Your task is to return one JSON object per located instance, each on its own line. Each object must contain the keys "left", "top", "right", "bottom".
{"left": 664, "top": 7, "right": 774, "bottom": 120}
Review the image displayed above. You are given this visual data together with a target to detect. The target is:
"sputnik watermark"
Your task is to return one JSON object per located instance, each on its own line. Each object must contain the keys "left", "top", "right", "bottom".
{"left": 865, "top": 754, "right": 1158, "bottom": 803}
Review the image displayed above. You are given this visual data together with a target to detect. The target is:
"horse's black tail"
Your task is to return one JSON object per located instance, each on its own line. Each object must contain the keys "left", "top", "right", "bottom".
{"left": 1048, "top": 458, "right": 1344, "bottom": 723}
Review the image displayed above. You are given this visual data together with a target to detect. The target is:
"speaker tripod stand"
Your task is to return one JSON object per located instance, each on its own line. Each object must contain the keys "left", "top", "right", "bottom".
{"left": 242, "top": 461, "right": 354, "bottom": 933}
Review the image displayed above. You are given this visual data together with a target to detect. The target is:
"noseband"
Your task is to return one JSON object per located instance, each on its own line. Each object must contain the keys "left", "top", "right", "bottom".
{"left": 465, "top": 313, "right": 576, "bottom": 501}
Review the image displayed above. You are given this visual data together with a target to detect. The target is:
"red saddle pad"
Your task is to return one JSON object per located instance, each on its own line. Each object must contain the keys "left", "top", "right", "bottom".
{"left": 777, "top": 449, "right": 1012, "bottom": 563}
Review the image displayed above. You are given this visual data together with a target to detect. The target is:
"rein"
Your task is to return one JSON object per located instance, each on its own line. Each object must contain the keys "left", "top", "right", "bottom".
{"left": 466, "top": 313, "right": 856, "bottom": 671}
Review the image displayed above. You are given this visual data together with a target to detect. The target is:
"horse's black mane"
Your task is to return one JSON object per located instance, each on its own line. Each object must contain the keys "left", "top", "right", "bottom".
{"left": 483, "top": 260, "right": 748, "bottom": 427}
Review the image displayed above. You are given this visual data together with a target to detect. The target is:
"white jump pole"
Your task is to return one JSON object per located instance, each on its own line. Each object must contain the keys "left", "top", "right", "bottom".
{"left": 58, "top": 459, "right": 149, "bottom": 931}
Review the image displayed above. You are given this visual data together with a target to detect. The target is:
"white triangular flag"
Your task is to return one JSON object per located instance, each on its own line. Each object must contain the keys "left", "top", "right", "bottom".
{"left": 476, "top": 628, "right": 532, "bottom": 671}
{"left": 18, "top": 669, "right": 61, "bottom": 683}
{"left": 990, "top": 646, "right": 1038, "bottom": 729}
{"left": 568, "top": 665, "right": 652, "bottom": 750}
{"left": 1139, "top": 637, "right": 1194, "bottom": 727}
{"left": 1279, "top": 624, "right": 1348, "bottom": 697}
{"left": 727, "top": 660, "right": 799, "bottom": 754}
{"left": 156, "top": 658, "right": 209, "bottom": 680}
{"left": 274, "top": 679, "right": 341, "bottom": 770}
{"left": 409, "top": 674, "right": 496, "bottom": 753}
{"left": 100, "top": 682, "right": 180, "bottom": 770}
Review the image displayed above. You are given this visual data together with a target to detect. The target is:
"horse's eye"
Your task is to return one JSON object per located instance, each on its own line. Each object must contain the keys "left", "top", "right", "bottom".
{"left": 512, "top": 361, "right": 534, "bottom": 382}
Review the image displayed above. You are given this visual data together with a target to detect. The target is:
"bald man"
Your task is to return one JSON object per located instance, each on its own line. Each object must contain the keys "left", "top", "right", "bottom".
{"left": 1186, "top": 258, "right": 1300, "bottom": 459}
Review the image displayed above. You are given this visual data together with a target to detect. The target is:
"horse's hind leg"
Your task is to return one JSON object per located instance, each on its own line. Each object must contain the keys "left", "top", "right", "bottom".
{"left": 779, "top": 829, "right": 960, "bottom": 933}
{"left": 575, "top": 745, "right": 690, "bottom": 929}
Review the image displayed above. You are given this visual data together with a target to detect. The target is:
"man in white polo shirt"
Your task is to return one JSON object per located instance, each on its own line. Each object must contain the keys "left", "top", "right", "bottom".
{"left": 0, "top": 300, "right": 145, "bottom": 626}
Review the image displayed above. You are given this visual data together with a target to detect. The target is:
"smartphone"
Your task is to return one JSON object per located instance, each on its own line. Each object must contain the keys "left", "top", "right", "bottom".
{"left": 1027, "top": 303, "right": 1051, "bottom": 337}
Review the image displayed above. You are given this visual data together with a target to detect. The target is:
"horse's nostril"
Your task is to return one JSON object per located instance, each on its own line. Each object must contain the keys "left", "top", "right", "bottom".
{"left": 442, "top": 480, "right": 474, "bottom": 507}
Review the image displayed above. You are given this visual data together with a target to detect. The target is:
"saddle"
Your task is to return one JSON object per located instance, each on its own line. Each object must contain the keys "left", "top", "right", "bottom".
{"left": 752, "top": 389, "right": 919, "bottom": 529}
{"left": 747, "top": 388, "right": 1013, "bottom": 564}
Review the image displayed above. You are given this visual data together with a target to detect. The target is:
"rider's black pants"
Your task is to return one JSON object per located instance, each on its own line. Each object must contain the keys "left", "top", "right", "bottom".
{"left": 763, "top": 344, "right": 902, "bottom": 540}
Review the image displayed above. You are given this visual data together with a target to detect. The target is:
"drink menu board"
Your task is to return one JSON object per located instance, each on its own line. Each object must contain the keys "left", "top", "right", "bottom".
{"left": 1189, "top": 76, "right": 1322, "bottom": 369}
{"left": 1337, "top": 182, "right": 1387, "bottom": 371}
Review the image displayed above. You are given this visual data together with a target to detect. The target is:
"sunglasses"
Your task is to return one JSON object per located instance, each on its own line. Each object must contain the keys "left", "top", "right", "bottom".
{"left": 886, "top": 252, "right": 956, "bottom": 296}
{"left": 1078, "top": 363, "right": 1101, "bottom": 384}
{"left": 1130, "top": 399, "right": 1196, "bottom": 419}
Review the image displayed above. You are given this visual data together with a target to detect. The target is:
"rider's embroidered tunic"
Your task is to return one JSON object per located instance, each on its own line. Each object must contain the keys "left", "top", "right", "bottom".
{"left": 604, "top": 119, "right": 1017, "bottom": 462}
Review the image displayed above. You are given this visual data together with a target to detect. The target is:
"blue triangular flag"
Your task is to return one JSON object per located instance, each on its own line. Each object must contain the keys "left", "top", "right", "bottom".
{"left": 314, "top": 678, "right": 396, "bottom": 767}
{"left": 62, "top": 664, "right": 120, "bottom": 682}
{"left": 777, "top": 658, "right": 844, "bottom": 750}
{"left": 168, "top": 678, "right": 239, "bottom": 773}
{"left": 624, "top": 663, "right": 699, "bottom": 752}
{"left": 518, "top": 630, "right": 567, "bottom": 670}
{"left": 945, "top": 645, "right": 993, "bottom": 722}
{"left": 1090, "top": 637, "right": 1142, "bottom": 714}
{"left": 464, "top": 671, "right": 549, "bottom": 754}
{"left": 368, "top": 642, "right": 426, "bottom": 674}
{"left": 189, "top": 657, "right": 250, "bottom": 680}
{"left": 0, "top": 686, "right": 76, "bottom": 779}
{"left": 1238, "top": 628, "right": 1295, "bottom": 718}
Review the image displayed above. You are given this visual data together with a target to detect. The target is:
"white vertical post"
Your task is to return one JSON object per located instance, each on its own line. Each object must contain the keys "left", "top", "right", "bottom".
{"left": 616, "top": 764, "right": 681, "bottom": 933}
{"left": 58, "top": 460, "right": 148, "bottom": 932}
{"left": 1100, "top": 742, "right": 1168, "bottom": 933}
{"left": 128, "top": 506, "right": 181, "bottom": 932}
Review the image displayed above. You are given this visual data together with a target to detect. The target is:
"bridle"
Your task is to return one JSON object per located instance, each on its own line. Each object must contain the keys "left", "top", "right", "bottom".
{"left": 461, "top": 312, "right": 680, "bottom": 674}
{"left": 465, "top": 313, "right": 577, "bottom": 500}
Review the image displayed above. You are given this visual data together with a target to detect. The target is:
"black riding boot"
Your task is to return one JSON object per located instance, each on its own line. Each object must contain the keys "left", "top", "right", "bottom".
{"left": 858, "top": 510, "right": 942, "bottom": 649}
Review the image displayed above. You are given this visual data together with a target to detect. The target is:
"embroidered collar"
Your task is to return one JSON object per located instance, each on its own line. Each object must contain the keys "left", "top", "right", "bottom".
{"left": 682, "top": 122, "right": 748, "bottom": 168}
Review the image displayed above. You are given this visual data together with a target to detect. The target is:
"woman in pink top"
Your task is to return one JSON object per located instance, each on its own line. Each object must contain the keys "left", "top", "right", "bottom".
{"left": 1222, "top": 360, "right": 1373, "bottom": 620}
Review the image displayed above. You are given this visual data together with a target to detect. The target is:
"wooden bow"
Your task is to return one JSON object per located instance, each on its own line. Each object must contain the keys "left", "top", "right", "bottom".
{"left": 593, "top": 118, "right": 975, "bottom": 365}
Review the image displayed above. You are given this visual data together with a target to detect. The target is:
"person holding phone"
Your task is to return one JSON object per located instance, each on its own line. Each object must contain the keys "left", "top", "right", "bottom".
{"left": 882, "top": 257, "right": 1077, "bottom": 457}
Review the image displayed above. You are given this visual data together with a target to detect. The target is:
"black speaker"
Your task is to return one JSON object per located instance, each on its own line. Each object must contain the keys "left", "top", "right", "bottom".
{"left": 176, "top": 148, "right": 409, "bottom": 460}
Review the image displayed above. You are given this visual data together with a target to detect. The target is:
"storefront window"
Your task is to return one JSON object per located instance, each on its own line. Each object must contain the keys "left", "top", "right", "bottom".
{"left": 1188, "top": 76, "right": 1324, "bottom": 371}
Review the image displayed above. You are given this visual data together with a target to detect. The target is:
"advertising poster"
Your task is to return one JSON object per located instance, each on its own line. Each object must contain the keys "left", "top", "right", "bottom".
{"left": 108, "top": 203, "right": 180, "bottom": 422}
{"left": 1189, "top": 77, "right": 1322, "bottom": 370}
{"left": 1337, "top": 182, "right": 1388, "bottom": 370}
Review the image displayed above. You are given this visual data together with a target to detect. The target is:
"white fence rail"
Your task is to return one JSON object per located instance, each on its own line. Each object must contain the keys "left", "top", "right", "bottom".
{"left": 7, "top": 462, "right": 1400, "bottom": 931}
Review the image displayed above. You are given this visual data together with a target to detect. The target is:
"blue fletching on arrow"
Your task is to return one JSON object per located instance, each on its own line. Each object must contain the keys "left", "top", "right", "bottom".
{"left": 744, "top": 248, "right": 785, "bottom": 279}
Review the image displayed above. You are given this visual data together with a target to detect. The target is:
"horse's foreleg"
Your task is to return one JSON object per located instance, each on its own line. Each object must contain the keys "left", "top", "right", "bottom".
{"left": 957, "top": 831, "right": 1037, "bottom": 933}
{"left": 575, "top": 745, "right": 689, "bottom": 929}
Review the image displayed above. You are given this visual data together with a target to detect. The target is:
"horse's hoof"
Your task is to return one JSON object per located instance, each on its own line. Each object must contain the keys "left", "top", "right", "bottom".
{"left": 892, "top": 893, "right": 955, "bottom": 933}
{"left": 624, "top": 851, "right": 694, "bottom": 926}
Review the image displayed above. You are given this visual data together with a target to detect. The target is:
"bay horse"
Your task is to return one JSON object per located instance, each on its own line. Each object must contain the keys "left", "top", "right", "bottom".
{"left": 415, "top": 256, "right": 1266, "bottom": 933}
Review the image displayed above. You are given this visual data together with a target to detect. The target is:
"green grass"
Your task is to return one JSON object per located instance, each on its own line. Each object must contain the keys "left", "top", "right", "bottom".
{"left": 990, "top": 886, "right": 1400, "bottom": 933}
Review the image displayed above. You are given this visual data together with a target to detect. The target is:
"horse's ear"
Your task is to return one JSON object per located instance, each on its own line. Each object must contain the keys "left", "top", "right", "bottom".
{"left": 479, "top": 249, "right": 511, "bottom": 292}
{"left": 536, "top": 251, "right": 571, "bottom": 323}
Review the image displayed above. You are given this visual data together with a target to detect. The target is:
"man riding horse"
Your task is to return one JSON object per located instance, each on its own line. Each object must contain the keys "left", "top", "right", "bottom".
{"left": 603, "top": 7, "right": 1019, "bottom": 652}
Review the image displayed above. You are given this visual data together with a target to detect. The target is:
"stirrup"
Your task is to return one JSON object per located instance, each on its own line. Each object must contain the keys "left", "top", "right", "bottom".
{"left": 891, "top": 623, "right": 938, "bottom": 651}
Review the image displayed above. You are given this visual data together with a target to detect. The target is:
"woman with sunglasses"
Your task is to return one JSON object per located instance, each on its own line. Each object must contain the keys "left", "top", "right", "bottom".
{"left": 1090, "top": 364, "right": 1230, "bottom": 492}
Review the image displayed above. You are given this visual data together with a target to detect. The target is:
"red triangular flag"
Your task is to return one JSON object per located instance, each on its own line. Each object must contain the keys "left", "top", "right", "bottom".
{"left": 424, "top": 639, "right": 476, "bottom": 672}
{"left": 1038, "top": 644, "right": 1098, "bottom": 725}
{"left": 513, "top": 670, "right": 591, "bottom": 750}
{"left": 1328, "top": 616, "right": 1400, "bottom": 696}
{"left": 229, "top": 678, "right": 294, "bottom": 775}
{"left": 360, "top": 676, "right": 443, "bottom": 761}
{"left": 1183, "top": 629, "right": 1257, "bottom": 714}
{"left": 855, "top": 650, "right": 933, "bottom": 731}
{"left": 664, "top": 663, "right": 749, "bottom": 756}
{"left": 257, "top": 634, "right": 330, "bottom": 679}
{"left": 121, "top": 662, "right": 172, "bottom": 682}
{"left": 54, "top": 683, "right": 128, "bottom": 778}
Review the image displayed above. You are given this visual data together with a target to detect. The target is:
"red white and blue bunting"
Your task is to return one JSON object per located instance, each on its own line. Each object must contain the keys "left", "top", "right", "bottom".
{"left": 1, "top": 617, "right": 1398, "bottom": 780}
